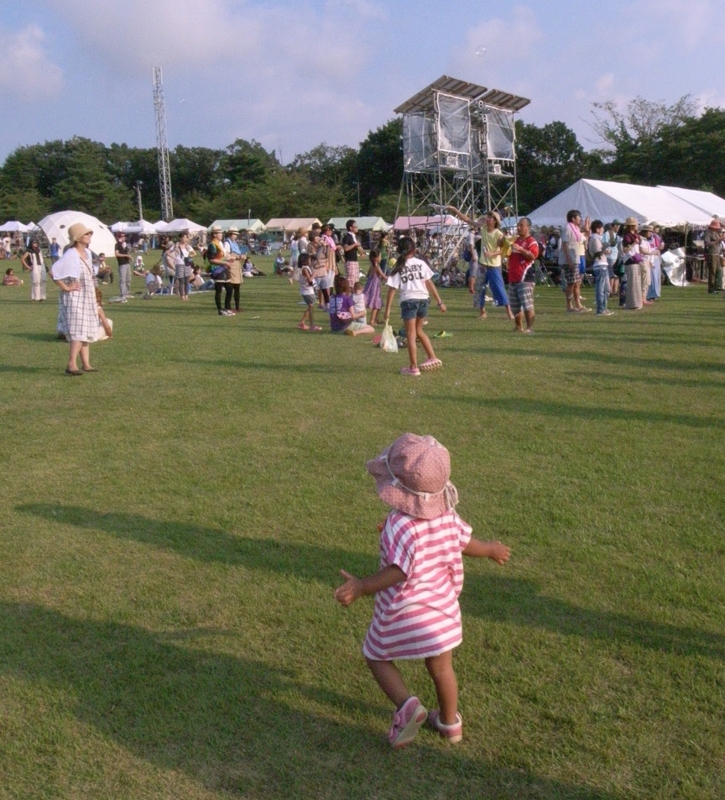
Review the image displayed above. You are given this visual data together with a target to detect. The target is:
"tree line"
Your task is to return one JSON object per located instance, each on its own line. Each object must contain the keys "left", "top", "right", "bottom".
{"left": 1, "top": 97, "right": 723, "bottom": 224}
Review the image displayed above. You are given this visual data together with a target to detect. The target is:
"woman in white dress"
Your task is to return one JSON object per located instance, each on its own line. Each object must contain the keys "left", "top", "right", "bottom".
{"left": 21, "top": 239, "right": 46, "bottom": 301}
{"left": 51, "top": 223, "right": 99, "bottom": 376}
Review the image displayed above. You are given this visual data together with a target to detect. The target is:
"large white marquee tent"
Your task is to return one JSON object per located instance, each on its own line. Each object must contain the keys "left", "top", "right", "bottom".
{"left": 528, "top": 179, "right": 719, "bottom": 229}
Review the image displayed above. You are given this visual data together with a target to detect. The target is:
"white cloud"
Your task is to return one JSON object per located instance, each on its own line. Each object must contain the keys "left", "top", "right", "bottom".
{"left": 47, "top": 0, "right": 239, "bottom": 72}
{"left": 626, "top": 0, "right": 725, "bottom": 48}
{"left": 0, "top": 25, "right": 64, "bottom": 98}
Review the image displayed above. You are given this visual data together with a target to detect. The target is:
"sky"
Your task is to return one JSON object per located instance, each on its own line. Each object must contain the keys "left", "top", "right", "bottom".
{"left": 1, "top": 0, "right": 725, "bottom": 165}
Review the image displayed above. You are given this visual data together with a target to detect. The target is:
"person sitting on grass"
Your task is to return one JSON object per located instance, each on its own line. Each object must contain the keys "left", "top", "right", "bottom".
{"left": 327, "top": 274, "right": 374, "bottom": 336}
{"left": 297, "top": 253, "right": 322, "bottom": 332}
{"left": 96, "top": 253, "right": 113, "bottom": 284}
{"left": 2, "top": 267, "right": 23, "bottom": 286}
{"left": 94, "top": 288, "right": 113, "bottom": 340}
{"left": 144, "top": 266, "right": 163, "bottom": 297}
{"left": 383, "top": 236, "right": 446, "bottom": 376}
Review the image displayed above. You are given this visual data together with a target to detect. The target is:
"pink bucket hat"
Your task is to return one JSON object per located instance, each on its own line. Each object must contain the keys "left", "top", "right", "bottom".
{"left": 366, "top": 433, "right": 459, "bottom": 520}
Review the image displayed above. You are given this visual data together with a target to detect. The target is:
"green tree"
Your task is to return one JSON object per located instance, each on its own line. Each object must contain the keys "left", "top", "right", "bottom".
{"left": 356, "top": 118, "right": 403, "bottom": 213}
{"left": 589, "top": 95, "right": 696, "bottom": 184}
{"left": 51, "top": 138, "right": 134, "bottom": 219}
{"left": 222, "top": 139, "right": 279, "bottom": 186}
{"left": 515, "top": 120, "right": 598, "bottom": 211}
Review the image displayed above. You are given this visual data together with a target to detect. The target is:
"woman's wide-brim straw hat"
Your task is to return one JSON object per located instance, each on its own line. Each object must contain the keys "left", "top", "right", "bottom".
{"left": 366, "top": 433, "right": 459, "bottom": 520}
{"left": 640, "top": 223, "right": 654, "bottom": 233}
{"left": 624, "top": 216, "right": 638, "bottom": 227}
{"left": 68, "top": 223, "right": 93, "bottom": 244}
{"left": 210, "top": 225, "right": 222, "bottom": 233}
{"left": 709, "top": 218, "right": 722, "bottom": 230}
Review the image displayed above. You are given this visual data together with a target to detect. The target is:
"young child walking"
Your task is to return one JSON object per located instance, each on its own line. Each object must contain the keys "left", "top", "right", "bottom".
{"left": 334, "top": 433, "right": 511, "bottom": 749}
{"left": 297, "top": 253, "right": 322, "bottom": 331}
{"left": 382, "top": 237, "right": 446, "bottom": 376}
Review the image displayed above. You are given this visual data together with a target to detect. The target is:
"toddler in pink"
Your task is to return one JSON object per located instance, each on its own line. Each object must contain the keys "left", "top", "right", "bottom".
{"left": 334, "top": 433, "right": 510, "bottom": 748}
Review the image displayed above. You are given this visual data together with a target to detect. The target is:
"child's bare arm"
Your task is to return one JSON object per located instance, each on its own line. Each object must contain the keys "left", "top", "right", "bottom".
{"left": 425, "top": 279, "right": 446, "bottom": 312}
{"left": 334, "top": 565, "right": 406, "bottom": 607}
{"left": 462, "top": 537, "right": 511, "bottom": 564}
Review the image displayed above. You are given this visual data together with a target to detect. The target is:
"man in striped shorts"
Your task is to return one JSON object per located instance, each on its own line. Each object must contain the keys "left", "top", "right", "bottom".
{"left": 342, "top": 219, "right": 365, "bottom": 286}
{"left": 506, "top": 217, "right": 539, "bottom": 334}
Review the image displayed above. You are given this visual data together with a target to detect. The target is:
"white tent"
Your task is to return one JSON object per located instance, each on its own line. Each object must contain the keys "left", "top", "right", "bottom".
{"left": 110, "top": 221, "right": 128, "bottom": 233}
{"left": 38, "top": 211, "right": 117, "bottom": 256}
{"left": 125, "top": 219, "right": 158, "bottom": 235}
{"left": 265, "top": 217, "right": 321, "bottom": 233}
{"left": 528, "top": 179, "right": 713, "bottom": 229}
{"left": 162, "top": 217, "right": 206, "bottom": 233}
{"left": 326, "top": 216, "right": 392, "bottom": 232}
{"left": 0, "top": 220, "right": 29, "bottom": 233}
{"left": 208, "top": 218, "right": 266, "bottom": 233}
{"left": 153, "top": 220, "right": 168, "bottom": 232}
{"left": 658, "top": 186, "right": 725, "bottom": 221}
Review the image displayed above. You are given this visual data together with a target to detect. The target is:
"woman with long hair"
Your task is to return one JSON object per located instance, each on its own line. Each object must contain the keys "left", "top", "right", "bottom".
{"left": 22, "top": 239, "right": 46, "bottom": 301}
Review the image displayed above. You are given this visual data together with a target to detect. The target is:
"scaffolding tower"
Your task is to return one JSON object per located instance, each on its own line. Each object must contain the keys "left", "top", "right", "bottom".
{"left": 152, "top": 66, "right": 174, "bottom": 221}
{"left": 394, "top": 76, "right": 530, "bottom": 270}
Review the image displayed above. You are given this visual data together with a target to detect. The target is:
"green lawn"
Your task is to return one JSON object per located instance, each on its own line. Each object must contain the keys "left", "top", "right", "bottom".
{"left": 1, "top": 260, "right": 724, "bottom": 800}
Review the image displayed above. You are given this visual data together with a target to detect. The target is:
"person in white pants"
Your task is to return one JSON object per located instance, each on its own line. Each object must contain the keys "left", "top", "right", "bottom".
{"left": 21, "top": 240, "right": 46, "bottom": 301}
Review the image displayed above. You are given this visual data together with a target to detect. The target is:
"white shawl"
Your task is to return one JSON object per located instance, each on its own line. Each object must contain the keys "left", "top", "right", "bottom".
{"left": 51, "top": 247, "right": 94, "bottom": 280}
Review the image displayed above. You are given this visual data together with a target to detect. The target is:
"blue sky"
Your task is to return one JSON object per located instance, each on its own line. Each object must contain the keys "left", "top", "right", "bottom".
{"left": 1, "top": 0, "right": 724, "bottom": 163}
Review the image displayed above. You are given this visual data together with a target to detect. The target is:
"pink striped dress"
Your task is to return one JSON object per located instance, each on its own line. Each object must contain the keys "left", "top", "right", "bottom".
{"left": 362, "top": 510, "right": 472, "bottom": 661}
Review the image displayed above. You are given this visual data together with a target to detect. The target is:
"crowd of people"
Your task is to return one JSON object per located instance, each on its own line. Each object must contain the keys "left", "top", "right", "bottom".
{"left": 5, "top": 209, "right": 724, "bottom": 377}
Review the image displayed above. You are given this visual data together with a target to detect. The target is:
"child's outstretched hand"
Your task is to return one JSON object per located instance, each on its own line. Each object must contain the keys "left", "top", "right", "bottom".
{"left": 488, "top": 541, "right": 511, "bottom": 565}
{"left": 334, "top": 570, "right": 363, "bottom": 607}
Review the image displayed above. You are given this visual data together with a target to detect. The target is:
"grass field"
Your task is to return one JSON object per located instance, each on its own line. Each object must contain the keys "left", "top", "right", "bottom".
{"left": 1, "top": 258, "right": 724, "bottom": 800}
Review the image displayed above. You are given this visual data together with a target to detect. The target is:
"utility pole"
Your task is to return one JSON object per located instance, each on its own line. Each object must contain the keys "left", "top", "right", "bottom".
{"left": 152, "top": 66, "right": 174, "bottom": 221}
{"left": 135, "top": 180, "right": 144, "bottom": 221}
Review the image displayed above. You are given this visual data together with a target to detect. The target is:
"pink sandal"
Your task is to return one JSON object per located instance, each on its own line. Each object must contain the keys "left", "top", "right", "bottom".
{"left": 427, "top": 709, "right": 463, "bottom": 743}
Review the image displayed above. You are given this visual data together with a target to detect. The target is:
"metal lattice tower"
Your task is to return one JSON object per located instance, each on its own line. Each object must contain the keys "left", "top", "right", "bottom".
{"left": 153, "top": 66, "right": 173, "bottom": 221}
{"left": 394, "top": 76, "right": 529, "bottom": 270}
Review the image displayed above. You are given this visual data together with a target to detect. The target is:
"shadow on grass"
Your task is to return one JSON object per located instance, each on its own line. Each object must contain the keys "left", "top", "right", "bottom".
{"left": 424, "top": 395, "right": 723, "bottom": 429}
{"left": 461, "top": 346, "right": 725, "bottom": 375}
{"left": 0, "top": 601, "right": 620, "bottom": 800}
{"left": 6, "top": 331, "right": 67, "bottom": 343}
{"left": 0, "top": 364, "right": 49, "bottom": 373}
{"left": 564, "top": 371, "right": 725, "bottom": 390}
{"left": 17, "top": 504, "right": 725, "bottom": 662}
{"left": 170, "top": 359, "right": 379, "bottom": 374}
{"left": 462, "top": 574, "right": 724, "bottom": 661}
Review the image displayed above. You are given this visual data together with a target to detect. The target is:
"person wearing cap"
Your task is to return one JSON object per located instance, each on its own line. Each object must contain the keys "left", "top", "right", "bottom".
{"left": 224, "top": 227, "right": 243, "bottom": 313}
{"left": 334, "top": 433, "right": 510, "bottom": 749}
{"left": 50, "top": 223, "right": 100, "bottom": 375}
{"left": 114, "top": 232, "right": 132, "bottom": 301}
{"left": 703, "top": 218, "right": 723, "bottom": 294}
{"left": 638, "top": 224, "right": 654, "bottom": 305}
